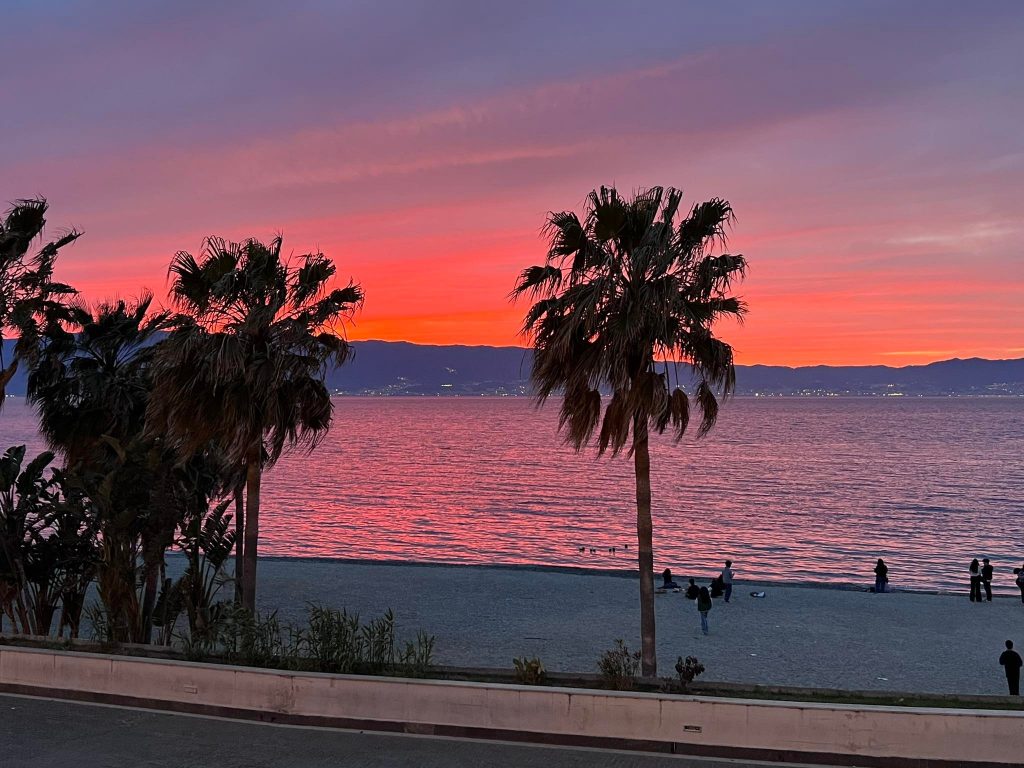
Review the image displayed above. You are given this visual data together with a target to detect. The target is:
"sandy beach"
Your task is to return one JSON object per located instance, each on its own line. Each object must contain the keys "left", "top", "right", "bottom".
{"left": 231, "top": 558, "right": 1024, "bottom": 696}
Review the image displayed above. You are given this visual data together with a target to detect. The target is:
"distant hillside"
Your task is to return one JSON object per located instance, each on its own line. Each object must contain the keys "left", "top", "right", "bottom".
{"left": 4, "top": 338, "right": 1023, "bottom": 396}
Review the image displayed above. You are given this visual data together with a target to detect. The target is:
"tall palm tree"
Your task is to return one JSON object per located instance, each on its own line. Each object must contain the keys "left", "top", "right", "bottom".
{"left": 26, "top": 294, "right": 175, "bottom": 641}
{"left": 512, "top": 186, "right": 748, "bottom": 676}
{"left": 0, "top": 198, "right": 79, "bottom": 408}
{"left": 149, "top": 236, "right": 363, "bottom": 612}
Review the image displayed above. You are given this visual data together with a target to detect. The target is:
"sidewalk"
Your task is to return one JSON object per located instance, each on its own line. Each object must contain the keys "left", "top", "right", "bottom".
{"left": 1, "top": 693, "right": 831, "bottom": 768}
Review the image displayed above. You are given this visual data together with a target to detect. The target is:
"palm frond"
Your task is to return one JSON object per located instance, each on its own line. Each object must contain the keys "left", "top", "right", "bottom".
{"left": 511, "top": 184, "right": 747, "bottom": 454}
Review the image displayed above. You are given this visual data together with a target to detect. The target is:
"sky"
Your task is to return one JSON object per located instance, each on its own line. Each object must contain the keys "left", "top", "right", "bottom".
{"left": 3, "top": 0, "right": 1023, "bottom": 366}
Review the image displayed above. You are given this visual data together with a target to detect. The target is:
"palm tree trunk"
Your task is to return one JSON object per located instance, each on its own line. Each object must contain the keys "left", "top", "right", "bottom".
{"left": 241, "top": 451, "right": 261, "bottom": 613}
{"left": 0, "top": 359, "right": 17, "bottom": 406}
{"left": 633, "top": 414, "right": 657, "bottom": 677}
{"left": 233, "top": 481, "right": 245, "bottom": 605}
{"left": 140, "top": 563, "right": 160, "bottom": 644}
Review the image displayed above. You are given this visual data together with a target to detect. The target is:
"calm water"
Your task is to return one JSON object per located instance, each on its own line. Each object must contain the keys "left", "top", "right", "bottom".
{"left": 2, "top": 396, "right": 1022, "bottom": 592}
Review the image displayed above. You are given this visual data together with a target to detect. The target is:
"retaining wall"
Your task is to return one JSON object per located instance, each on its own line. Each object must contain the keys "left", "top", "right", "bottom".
{"left": 1, "top": 646, "right": 1020, "bottom": 766}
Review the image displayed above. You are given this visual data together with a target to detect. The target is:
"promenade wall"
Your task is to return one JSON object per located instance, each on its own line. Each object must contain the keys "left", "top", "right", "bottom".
{"left": 1, "top": 646, "right": 1020, "bottom": 767}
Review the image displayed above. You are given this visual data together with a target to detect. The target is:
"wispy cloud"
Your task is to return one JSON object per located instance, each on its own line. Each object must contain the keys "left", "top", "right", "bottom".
{"left": 1, "top": 1, "right": 1022, "bottom": 365}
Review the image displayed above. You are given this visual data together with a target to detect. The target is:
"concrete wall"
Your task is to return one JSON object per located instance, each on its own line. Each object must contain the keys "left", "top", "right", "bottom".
{"left": 1, "top": 646, "right": 1021, "bottom": 765}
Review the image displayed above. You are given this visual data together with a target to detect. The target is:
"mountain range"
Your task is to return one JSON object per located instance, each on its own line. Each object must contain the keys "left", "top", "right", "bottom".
{"left": 5, "top": 339, "right": 1022, "bottom": 397}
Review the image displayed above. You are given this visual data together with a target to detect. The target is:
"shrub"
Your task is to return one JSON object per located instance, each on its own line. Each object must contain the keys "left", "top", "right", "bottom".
{"left": 398, "top": 631, "right": 436, "bottom": 678}
{"left": 188, "top": 603, "right": 436, "bottom": 677}
{"left": 302, "top": 605, "right": 363, "bottom": 673}
{"left": 674, "top": 655, "right": 705, "bottom": 690}
{"left": 222, "top": 608, "right": 293, "bottom": 669}
{"left": 597, "top": 639, "right": 641, "bottom": 690}
{"left": 512, "top": 656, "right": 546, "bottom": 685}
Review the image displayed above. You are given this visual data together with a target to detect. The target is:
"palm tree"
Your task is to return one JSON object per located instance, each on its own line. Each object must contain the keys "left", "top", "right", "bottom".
{"left": 512, "top": 186, "right": 748, "bottom": 676}
{"left": 26, "top": 294, "right": 176, "bottom": 641}
{"left": 27, "top": 294, "right": 172, "bottom": 465}
{"left": 149, "top": 236, "right": 363, "bottom": 612}
{"left": 0, "top": 198, "right": 80, "bottom": 408}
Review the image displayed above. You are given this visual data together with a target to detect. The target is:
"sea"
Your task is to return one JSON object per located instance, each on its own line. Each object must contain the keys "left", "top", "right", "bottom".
{"left": 1, "top": 396, "right": 1022, "bottom": 593}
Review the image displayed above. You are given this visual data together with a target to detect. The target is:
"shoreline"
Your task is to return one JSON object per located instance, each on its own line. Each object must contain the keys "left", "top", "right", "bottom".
{"left": 166, "top": 552, "right": 1014, "bottom": 598}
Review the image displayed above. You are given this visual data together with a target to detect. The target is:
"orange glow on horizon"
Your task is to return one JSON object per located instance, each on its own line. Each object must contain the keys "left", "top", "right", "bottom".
{"left": 8, "top": 8, "right": 1021, "bottom": 370}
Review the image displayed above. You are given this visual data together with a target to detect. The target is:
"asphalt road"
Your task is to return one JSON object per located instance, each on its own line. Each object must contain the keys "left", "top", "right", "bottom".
{"left": 0, "top": 693, "right": 820, "bottom": 767}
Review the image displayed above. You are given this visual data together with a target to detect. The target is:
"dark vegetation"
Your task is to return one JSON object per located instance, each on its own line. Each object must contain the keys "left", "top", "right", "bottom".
{"left": 6, "top": 188, "right": 742, "bottom": 683}
{"left": 0, "top": 198, "right": 387, "bottom": 653}
{"left": 513, "top": 186, "right": 747, "bottom": 676}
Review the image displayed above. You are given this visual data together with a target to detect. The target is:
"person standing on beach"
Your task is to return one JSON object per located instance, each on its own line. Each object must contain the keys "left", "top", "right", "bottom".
{"left": 1015, "top": 565, "right": 1024, "bottom": 604}
{"left": 721, "top": 560, "right": 734, "bottom": 603}
{"left": 970, "top": 559, "right": 982, "bottom": 602}
{"left": 874, "top": 559, "right": 888, "bottom": 594}
{"left": 685, "top": 578, "right": 700, "bottom": 600}
{"left": 982, "top": 559, "right": 994, "bottom": 602}
{"left": 696, "top": 586, "right": 712, "bottom": 635}
{"left": 999, "top": 640, "right": 1022, "bottom": 695}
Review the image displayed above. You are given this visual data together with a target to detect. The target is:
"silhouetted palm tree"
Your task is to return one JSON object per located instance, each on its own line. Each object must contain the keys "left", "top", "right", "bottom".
{"left": 512, "top": 186, "right": 747, "bottom": 676}
{"left": 25, "top": 294, "right": 175, "bottom": 641}
{"left": 0, "top": 198, "right": 79, "bottom": 408}
{"left": 27, "top": 294, "right": 171, "bottom": 466}
{"left": 150, "top": 236, "right": 363, "bottom": 611}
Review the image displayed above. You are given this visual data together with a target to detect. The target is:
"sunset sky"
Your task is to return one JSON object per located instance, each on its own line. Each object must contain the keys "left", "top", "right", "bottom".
{"left": 4, "top": 0, "right": 1022, "bottom": 366}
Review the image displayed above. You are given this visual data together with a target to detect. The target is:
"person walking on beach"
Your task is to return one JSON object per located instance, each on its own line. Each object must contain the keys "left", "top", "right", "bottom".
{"left": 874, "top": 559, "right": 888, "bottom": 594}
{"left": 999, "top": 640, "right": 1022, "bottom": 695}
{"left": 1015, "top": 564, "right": 1024, "bottom": 604}
{"left": 685, "top": 578, "right": 700, "bottom": 600}
{"left": 970, "top": 559, "right": 982, "bottom": 602}
{"left": 721, "top": 560, "right": 734, "bottom": 603}
{"left": 696, "top": 586, "right": 712, "bottom": 635}
{"left": 982, "top": 559, "right": 994, "bottom": 602}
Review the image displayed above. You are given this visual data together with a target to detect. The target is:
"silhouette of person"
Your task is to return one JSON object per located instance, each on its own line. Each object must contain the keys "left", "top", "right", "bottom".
{"left": 969, "top": 559, "right": 982, "bottom": 602}
{"left": 999, "top": 640, "right": 1022, "bottom": 695}
{"left": 709, "top": 575, "right": 725, "bottom": 598}
{"left": 696, "top": 586, "right": 712, "bottom": 635}
{"left": 874, "top": 558, "right": 888, "bottom": 594}
{"left": 685, "top": 578, "right": 700, "bottom": 600}
{"left": 661, "top": 568, "right": 680, "bottom": 590}
{"left": 982, "top": 559, "right": 994, "bottom": 602}
{"left": 721, "top": 560, "right": 734, "bottom": 603}
{"left": 1016, "top": 564, "right": 1024, "bottom": 604}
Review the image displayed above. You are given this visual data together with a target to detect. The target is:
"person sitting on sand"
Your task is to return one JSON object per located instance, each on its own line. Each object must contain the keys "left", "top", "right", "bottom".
{"left": 874, "top": 558, "right": 888, "bottom": 593}
{"left": 696, "top": 586, "right": 713, "bottom": 635}
{"left": 685, "top": 578, "right": 700, "bottom": 600}
{"left": 709, "top": 575, "right": 725, "bottom": 598}
{"left": 970, "top": 558, "right": 982, "bottom": 602}
{"left": 999, "top": 640, "right": 1022, "bottom": 696}
{"left": 661, "top": 568, "right": 680, "bottom": 590}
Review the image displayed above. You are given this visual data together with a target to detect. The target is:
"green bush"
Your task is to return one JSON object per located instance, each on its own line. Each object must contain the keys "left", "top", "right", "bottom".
{"left": 182, "top": 603, "right": 436, "bottom": 677}
{"left": 674, "top": 655, "right": 705, "bottom": 690}
{"left": 512, "top": 656, "right": 546, "bottom": 685}
{"left": 398, "top": 631, "right": 436, "bottom": 678}
{"left": 597, "top": 639, "right": 641, "bottom": 690}
{"left": 301, "top": 605, "right": 363, "bottom": 673}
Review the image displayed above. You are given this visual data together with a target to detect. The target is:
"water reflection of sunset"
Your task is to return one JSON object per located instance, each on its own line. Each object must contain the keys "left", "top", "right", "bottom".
{"left": 3, "top": 396, "right": 1004, "bottom": 593}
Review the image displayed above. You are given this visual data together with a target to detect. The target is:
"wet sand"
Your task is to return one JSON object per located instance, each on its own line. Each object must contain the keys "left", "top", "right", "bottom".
{"left": 238, "top": 558, "right": 1024, "bottom": 696}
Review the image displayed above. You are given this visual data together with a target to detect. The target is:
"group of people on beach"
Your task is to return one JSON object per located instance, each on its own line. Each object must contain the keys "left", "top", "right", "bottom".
{"left": 873, "top": 557, "right": 1024, "bottom": 602}
{"left": 968, "top": 558, "right": 1024, "bottom": 603}
{"left": 659, "top": 561, "right": 734, "bottom": 635}
{"left": 660, "top": 556, "right": 1024, "bottom": 694}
